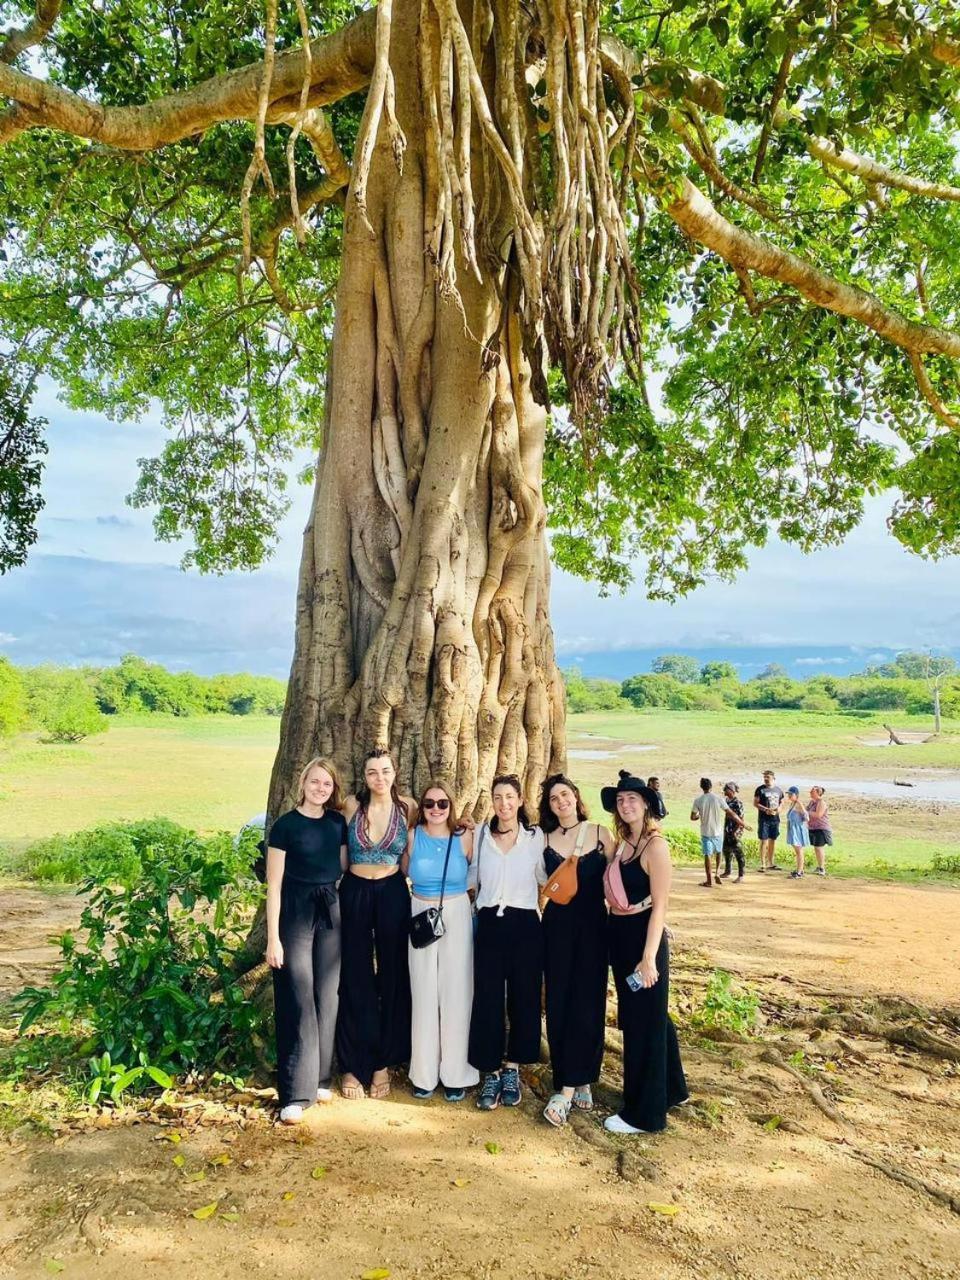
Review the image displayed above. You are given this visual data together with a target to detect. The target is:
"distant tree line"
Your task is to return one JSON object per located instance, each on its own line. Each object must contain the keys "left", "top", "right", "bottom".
{"left": 564, "top": 651, "right": 959, "bottom": 718}
{"left": 0, "top": 654, "right": 287, "bottom": 741}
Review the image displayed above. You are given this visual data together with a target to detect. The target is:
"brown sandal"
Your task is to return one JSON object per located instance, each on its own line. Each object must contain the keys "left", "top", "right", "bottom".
{"left": 369, "top": 1071, "right": 391, "bottom": 1100}
{"left": 340, "top": 1076, "right": 366, "bottom": 1101}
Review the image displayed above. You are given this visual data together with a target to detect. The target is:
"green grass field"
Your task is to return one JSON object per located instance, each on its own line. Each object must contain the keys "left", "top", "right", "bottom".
{"left": 1, "top": 708, "right": 958, "bottom": 881}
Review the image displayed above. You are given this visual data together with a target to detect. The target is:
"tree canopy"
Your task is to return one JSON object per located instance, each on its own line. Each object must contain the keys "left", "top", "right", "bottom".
{"left": 2, "top": 0, "right": 960, "bottom": 592}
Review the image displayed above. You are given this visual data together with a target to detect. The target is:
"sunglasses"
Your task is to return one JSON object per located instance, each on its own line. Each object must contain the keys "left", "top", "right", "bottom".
{"left": 423, "top": 797, "right": 450, "bottom": 811}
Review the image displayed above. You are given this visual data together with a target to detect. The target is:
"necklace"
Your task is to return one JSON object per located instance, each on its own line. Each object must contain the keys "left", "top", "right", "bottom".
{"left": 558, "top": 820, "right": 581, "bottom": 833}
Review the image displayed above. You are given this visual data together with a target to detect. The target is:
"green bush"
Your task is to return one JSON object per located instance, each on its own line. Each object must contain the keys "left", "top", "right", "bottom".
{"left": 0, "top": 656, "right": 26, "bottom": 736}
{"left": 665, "top": 828, "right": 702, "bottom": 863}
{"left": 930, "top": 851, "right": 960, "bottom": 875}
{"left": 15, "top": 818, "right": 197, "bottom": 884}
{"left": 691, "top": 969, "right": 760, "bottom": 1036}
{"left": 42, "top": 685, "right": 108, "bottom": 742}
{"left": 16, "top": 824, "right": 263, "bottom": 1074}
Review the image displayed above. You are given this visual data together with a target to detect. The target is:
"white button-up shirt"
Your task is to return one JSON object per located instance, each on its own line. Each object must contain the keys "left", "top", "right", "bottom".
{"left": 467, "top": 823, "right": 547, "bottom": 915}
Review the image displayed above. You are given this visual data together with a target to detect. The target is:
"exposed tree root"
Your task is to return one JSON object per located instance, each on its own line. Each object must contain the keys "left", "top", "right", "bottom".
{"left": 760, "top": 1048, "right": 853, "bottom": 1132}
{"left": 847, "top": 1147, "right": 960, "bottom": 1216}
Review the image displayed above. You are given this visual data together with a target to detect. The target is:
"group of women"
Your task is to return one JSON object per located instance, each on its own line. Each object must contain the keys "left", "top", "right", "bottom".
{"left": 265, "top": 750, "right": 688, "bottom": 1136}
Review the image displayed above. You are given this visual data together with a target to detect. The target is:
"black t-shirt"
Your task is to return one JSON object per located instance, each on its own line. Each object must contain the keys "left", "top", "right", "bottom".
{"left": 754, "top": 784, "right": 784, "bottom": 814}
{"left": 268, "top": 809, "right": 347, "bottom": 884}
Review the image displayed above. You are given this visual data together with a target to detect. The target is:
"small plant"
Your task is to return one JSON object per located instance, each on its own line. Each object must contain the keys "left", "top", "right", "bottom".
{"left": 691, "top": 969, "right": 759, "bottom": 1037}
{"left": 931, "top": 851, "right": 960, "bottom": 876}
{"left": 85, "top": 1051, "right": 174, "bottom": 1105}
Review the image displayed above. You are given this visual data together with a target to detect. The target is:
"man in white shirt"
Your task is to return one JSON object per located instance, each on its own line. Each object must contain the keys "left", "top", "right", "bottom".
{"left": 691, "top": 778, "right": 743, "bottom": 888}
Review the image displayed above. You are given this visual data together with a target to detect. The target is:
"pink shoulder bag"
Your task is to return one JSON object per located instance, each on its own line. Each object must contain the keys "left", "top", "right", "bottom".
{"left": 603, "top": 840, "right": 653, "bottom": 915}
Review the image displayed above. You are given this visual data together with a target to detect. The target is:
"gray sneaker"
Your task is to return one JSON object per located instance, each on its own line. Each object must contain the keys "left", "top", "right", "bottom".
{"left": 477, "top": 1072, "right": 502, "bottom": 1111}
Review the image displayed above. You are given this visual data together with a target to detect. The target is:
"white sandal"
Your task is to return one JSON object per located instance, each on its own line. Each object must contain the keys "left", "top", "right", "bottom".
{"left": 543, "top": 1094, "right": 572, "bottom": 1127}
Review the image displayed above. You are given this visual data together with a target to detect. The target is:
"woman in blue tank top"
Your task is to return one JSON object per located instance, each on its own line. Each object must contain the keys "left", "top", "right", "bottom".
{"left": 402, "top": 781, "right": 478, "bottom": 1102}
{"left": 337, "top": 747, "right": 415, "bottom": 1100}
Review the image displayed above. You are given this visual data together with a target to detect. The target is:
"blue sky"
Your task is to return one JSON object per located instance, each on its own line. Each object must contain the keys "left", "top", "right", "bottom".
{"left": 1, "top": 381, "right": 959, "bottom": 678}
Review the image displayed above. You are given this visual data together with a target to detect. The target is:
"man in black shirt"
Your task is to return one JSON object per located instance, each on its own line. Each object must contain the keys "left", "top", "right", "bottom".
{"left": 647, "top": 776, "right": 668, "bottom": 820}
{"left": 753, "top": 770, "right": 784, "bottom": 872}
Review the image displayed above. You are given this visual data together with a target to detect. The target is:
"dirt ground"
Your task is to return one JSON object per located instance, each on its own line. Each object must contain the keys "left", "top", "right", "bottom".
{"left": 1, "top": 872, "right": 958, "bottom": 1280}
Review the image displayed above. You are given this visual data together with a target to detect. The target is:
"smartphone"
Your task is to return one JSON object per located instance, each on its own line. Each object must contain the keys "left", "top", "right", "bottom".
{"left": 625, "top": 972, "right": 644, "bottom": 992}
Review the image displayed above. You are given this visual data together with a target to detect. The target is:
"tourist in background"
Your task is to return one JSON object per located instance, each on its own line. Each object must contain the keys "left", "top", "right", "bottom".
{"left": 754, "top": 769, "right": 784, "bottom": 872}
{"left": 468, "top": 774, "right": 546, "bottom": 1112}
{"left": 403, "top": 781, "right": 478, "bottom": 1102}
{"left": 806, "top": 786, "right": 832, "bottom": 876}
{"left": 265, "top": 758, "right": 348, "bottom": 1125}
{"left": 338, "top": 748, "right": 415, "bottom": 1100}
{"left": 719, "top": 781, "right": 746, "bottom": 882}
{"left": 647, "top": 776, "right": 668, "bottom": 820}
{"left": 786, "top": 786, "right": 810, "bottom": 878}
{"left": 691, "top": 777, "right": 742, "bottom": 887}
{"left": 602, "top": 771, "right": 688, "bottom": 1133}
{"left": 539, "top": 774, "right": 615, "bottom": 1127}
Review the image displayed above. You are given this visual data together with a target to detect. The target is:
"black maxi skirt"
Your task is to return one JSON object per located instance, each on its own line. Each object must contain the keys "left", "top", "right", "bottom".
{"left": 609, "top": 911, "right": 688, "bottom": 1131}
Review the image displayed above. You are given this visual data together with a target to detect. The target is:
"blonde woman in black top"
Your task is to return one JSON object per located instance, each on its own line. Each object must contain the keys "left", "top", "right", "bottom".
{"left": 265, "top": 757, "right": 348, "bottom": 1125}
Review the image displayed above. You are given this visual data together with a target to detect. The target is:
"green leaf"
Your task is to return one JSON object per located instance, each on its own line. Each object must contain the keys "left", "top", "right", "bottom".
{"left": 191, "top": 1202, "right": 218, "bottom": 1220}
{"left": 484, "top": 1141, "right": 501, "bottom": 1155}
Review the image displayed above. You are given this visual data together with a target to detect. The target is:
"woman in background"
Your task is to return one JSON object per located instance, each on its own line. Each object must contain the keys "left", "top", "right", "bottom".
{"left": 338, "top": 747, "right": 415, "bottom": 1100}
{"left": 786, "top": 785, "right": 810, "bottom": 879}
{"left": 403, "top": 781, "right": 478, "bottom": 1102}
{"left": 806, "top": 786, "right": 832, "bottom": 876}
{"left": 265, "top": 758, "right": 347, "bottom": 1125}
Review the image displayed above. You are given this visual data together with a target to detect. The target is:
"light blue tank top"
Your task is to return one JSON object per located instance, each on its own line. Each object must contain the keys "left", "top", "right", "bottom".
{"left": 408, "top": 827, "right": 469, "bottom": 898}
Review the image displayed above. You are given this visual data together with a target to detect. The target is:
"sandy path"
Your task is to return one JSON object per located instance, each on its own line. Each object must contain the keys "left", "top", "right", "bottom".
{"left": 667, "top": 869, "right": 960, "bottom": 1008}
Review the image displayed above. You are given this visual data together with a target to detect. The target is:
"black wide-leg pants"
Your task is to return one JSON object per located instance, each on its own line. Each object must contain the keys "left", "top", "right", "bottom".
{"left": 468, "top": 907, "right": 543, "bottom": 1072}
{"left": 335, "top": 870, "right": 411, "bottom": 1088}
{"left": 273, "top": 879, "right": 341, "bottom": 1107}
{"left": 543, "top": 899, "right": 608, "bottom": 1088}
{"left": 609, "top": 913, "right": 688, "bottom": 1131}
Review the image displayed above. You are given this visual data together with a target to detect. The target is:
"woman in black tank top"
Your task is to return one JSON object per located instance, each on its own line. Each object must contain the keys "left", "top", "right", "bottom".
{"left": 601, "top": 771, "right": 688, "bottom": 1134}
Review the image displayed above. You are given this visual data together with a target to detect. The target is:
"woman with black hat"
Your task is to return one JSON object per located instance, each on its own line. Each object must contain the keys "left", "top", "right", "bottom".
{"left": 601, "top": 770, "right": 688, "bottom": 1133}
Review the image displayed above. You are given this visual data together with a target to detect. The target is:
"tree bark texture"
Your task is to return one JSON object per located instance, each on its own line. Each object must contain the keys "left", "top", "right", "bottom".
{"left": 268, "top": 0, "right": 566, "bottom": 817}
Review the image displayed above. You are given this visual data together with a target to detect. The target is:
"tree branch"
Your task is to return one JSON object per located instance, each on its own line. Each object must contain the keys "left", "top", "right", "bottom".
{"left": 1, "top": 0, "right": 60, "bottom": 64}
{"left": 0, "top": 6, "right": 376, "bottom": 149}
{"left": 806, "top": 135, "right": 960, "bottom": 203}
{"left": 909, "top": 353, "right": 960, "bottom": 432}
{"left": 666, "top": 176, "right": 960, "bottom": 362}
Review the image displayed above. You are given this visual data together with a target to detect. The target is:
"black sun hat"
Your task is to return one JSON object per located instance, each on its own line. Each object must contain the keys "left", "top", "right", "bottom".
{"left": 600, "top": 770, "right": 660, "bottom": 814}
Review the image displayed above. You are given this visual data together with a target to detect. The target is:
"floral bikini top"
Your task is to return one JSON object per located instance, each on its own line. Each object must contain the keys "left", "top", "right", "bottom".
{"left": 348, "top": 803, "right": 408, "bottom": 866}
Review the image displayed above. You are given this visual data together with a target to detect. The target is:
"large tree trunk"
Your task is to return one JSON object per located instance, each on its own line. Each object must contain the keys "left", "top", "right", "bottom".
{"left": 268, "top": 1, "right": 566, "bottom": 818}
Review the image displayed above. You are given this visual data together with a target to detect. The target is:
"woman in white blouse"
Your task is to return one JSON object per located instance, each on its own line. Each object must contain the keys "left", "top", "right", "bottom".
{"left": 467, "top": 773, "right": 546, "bottom": 1111}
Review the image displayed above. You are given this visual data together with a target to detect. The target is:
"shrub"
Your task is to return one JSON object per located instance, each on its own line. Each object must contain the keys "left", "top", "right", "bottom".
{"left": 42, "top": 685, "right": 108, "bottom": 742}
{"left": 16, "top": 818, "right": 196, "bottom": 884}
{"left": 0, "top": 656, "right": 26, "bottom": 736}
{"left": 16, "top": 824, "right": 263, "bottom": 1074}
{"left": 664, "top": 828, "right": 702, "bottom": 864}
{"left": 691, "top": 969, "right": 759, "bottom": 1036}
{"left": 800, "top": 692, "right": 838, "bottom": 712}
{"left": 930, "top": 851, "right": 960, "bottom": 876}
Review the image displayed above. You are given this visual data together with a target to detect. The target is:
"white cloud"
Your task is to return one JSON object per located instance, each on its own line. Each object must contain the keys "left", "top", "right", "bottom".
{"left": 795, "top": 657, "right": 849, "bottom": 666}
{"left": 0, "top": 632, "right": 16, "bottom": 644}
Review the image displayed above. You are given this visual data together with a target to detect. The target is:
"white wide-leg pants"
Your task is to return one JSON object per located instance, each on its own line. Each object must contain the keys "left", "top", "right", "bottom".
{"left": 408, "top": 892, "right": 480, "bottom": 1091}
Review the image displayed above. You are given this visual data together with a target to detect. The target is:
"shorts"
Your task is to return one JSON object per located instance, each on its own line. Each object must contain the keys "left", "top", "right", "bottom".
{"left": 758, "top": 816, "right": 780, "bottom": 841}
{"left": 809, "top": 829, "right": 833, "bottom": 847}
{"left": 701, "top": 835, "right": 723, "bottom": 858}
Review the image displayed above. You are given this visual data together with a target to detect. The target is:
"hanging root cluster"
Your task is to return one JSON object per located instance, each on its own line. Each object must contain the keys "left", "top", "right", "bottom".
{"left": 350, "top": 0, "right": 645, "bottom": 435}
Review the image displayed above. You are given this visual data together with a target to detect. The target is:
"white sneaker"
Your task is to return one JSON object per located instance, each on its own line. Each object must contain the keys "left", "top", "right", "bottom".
{"left": 316, "top": 1088, "right": 333, "bottom": 1103}
{"left": 279, "top": 1104, "right": 304, "bottom": 1124}
{"left": 604, "top": 1113, "right": 651, "bottom": 1135}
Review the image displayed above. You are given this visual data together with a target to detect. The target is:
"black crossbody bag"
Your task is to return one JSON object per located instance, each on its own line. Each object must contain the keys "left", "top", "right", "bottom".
{"left": 409, "top": 829, "right": 455, "bottom": 949}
